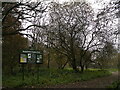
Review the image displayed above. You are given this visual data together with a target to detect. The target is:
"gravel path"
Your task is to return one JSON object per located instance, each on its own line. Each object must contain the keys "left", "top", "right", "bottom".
{"left": 45, "top": 71, "right": 119, "bottom": 88}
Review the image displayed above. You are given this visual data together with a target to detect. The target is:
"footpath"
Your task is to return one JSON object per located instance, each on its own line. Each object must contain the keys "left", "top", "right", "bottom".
{"left": 45, "top": 71, "right": 119, "bottom": 88}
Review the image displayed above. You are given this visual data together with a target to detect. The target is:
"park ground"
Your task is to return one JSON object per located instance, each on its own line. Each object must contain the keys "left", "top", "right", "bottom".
{"left": 45, "top": 71, "right": 119, "bottom": 88}
{"left": 2, "top": 68, "right": 120, "bottom": 88}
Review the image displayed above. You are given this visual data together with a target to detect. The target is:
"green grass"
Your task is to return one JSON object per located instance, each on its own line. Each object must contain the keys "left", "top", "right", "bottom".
{"left": 104, "top": 68, "right": 119, "bottom": 89}
{"left": 0, "top": 74, "right": 2, "bottom": 87}
{"left": 107, "top": 80, "right": 120, "bottom": 88}
{"left": 105, "top": 68, "right": 118, "bottom": 72}
{"left": 3, "top": 68, "right": 112, "bottom": 88}
{"left": 88, "top": 68, "right": 119, "bottom": 72}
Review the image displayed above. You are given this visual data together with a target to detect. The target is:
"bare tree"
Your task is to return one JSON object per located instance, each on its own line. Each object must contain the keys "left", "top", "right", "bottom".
{"left": 93, "top": 0, "right": 119, "bottom": 69}
{"left": 46, "top": 2, "right": 100, "bottom": 72}
{"left": 2, "top": 1, "right": 47, "bottom": 36}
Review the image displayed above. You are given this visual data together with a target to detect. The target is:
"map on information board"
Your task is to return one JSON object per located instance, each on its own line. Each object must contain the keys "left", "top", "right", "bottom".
{"left": 20, "top": 54, "right": 27, "bottom": 64}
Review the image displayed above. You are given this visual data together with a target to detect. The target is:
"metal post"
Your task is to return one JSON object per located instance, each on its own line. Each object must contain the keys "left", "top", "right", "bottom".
{"left": 37, "top": 64, "right": 39, "bottom": 83}
{"left": 22, "top": 64, "right": 24, "bottom": 81}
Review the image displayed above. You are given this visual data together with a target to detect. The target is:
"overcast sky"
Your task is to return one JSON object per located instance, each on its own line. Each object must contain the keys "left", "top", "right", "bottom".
{"left": 21, "top": 0, "right": 112, "bottom": 38}
{"left": 21, "top": 0, "right": 111, "bottom": 29}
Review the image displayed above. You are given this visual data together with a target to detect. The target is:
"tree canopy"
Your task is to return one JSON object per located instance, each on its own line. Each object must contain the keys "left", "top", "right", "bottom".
{"left": 2, "top": 0, "right": 119, "bottom": 72}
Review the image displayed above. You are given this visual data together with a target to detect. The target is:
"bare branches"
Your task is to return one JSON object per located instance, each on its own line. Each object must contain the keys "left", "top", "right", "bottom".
{"left": 2, "top": 2, "right": 48, "bottom": 36}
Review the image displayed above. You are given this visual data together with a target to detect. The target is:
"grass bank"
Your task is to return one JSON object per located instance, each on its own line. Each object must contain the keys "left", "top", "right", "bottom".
{"left": 107, "top": 80, "right": 120, "bottom": 88}
{"left": 3, "top": 68, "right": 111, "bottom": 88}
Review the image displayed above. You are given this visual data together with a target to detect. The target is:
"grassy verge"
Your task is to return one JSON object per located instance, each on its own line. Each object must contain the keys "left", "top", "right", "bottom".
{"left": 106, "top": 68, "right": 118, "bottom": 72}
{"left": 107, "top": 80, "right": 120, "bottom": 88}
{"left": 3, "top": 68, "right": 111, "bottom": 88}
{"left": 105, "top": 68, "right": 119, "bottom": 89}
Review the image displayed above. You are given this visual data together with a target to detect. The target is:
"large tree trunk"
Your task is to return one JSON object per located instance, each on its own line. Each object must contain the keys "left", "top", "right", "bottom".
{"left": 85, "top": 62, "right": 90, "bottom": 70}
{"left": 47, "top": 52, "right": 50, "bottom": 68}
{"left": 71, "top": 58, "right": 79, "bottom": 72}
{"left": 79, "top": 59, "right": 84, "bottom": 72}
{"left": 69, "top": 37, "right": 79, "bottom": 72}
{"left": 85, "top": 65, "right": 88, "bottom": 70}
{"left": 81, "top": 65, "right": 84, "bottom": 72}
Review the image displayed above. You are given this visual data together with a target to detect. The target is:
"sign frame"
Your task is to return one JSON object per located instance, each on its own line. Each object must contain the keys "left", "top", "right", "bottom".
{"left": 19, "top": 50, "right": 43, "bottom": 64}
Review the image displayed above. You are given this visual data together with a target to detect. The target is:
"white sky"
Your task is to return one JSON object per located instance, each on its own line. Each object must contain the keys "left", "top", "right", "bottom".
{"left": 21, "top": 0, "right": 111, "bottom": 29}
{"left": 87, "top": 0, "right": 111, "bottom": 12}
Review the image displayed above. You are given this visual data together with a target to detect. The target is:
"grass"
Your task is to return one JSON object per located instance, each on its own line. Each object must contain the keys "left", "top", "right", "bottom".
{"left": 107, "top": 80, "right": 120, "bottom": 88}
{"left": 105, "top": 68, "right": 119, "bottom": 89}
{"left": 88, "top": 68, "right": 119, "bottom": 72}
{"left": 105, "top": 68, "right": 118, "bottom": 72}
{"left": 0, "top": 74, "right": 2, "bottom": 87}
{"left": 3, "top": 68, "right": 112, "bottom": 88}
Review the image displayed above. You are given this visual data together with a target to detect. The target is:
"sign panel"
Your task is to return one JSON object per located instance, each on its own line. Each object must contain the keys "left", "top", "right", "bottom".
{"left": 20, "top": 53, "right": 27, "bottom": 64}
{"left": 28, "top": 53, "right": 31, "bottom": 58}
{"left": 36, "top": 54, "right": 43, "bottom": 64}
{"left": 30, "top": 53, "right": 36, "bottom": 63}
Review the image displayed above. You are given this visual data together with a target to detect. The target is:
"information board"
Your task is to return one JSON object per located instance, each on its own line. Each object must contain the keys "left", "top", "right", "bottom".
{"left": 20, "top": 50, "right": 43, "bottom": 64}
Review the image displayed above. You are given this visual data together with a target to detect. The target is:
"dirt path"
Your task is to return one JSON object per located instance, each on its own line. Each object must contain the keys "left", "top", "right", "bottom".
{"left": 45, "top": 71, "right": 119, "bottom": 88}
